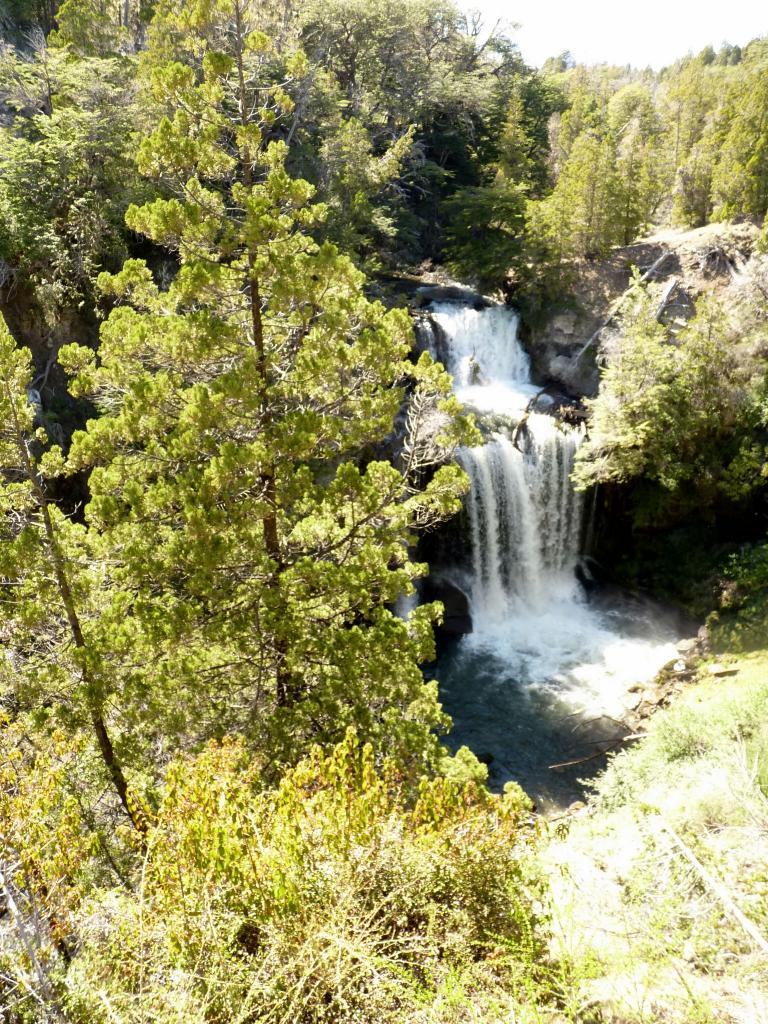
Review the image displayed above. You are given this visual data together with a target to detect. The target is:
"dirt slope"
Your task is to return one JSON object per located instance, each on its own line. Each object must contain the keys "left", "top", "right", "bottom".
{"left": 527, "top": 222, "right": 761, "bottom": 397}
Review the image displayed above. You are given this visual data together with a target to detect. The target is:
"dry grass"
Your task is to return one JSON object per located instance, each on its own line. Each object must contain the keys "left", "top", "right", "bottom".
{"left": 544, "top": 651, "right": 768, "bottom": 1023}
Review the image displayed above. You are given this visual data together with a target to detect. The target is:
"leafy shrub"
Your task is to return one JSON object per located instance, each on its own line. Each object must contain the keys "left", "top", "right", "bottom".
{"left": 708, "top": 543, "right": 768, "bottom": 651}
{"left": 0, "top": 728, "right": 546, "bottom": 1023}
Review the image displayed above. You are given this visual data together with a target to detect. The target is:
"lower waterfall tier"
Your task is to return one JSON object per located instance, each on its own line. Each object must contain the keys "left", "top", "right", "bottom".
{"left": 458, "top": 418, "right": 584, "bottom": 621}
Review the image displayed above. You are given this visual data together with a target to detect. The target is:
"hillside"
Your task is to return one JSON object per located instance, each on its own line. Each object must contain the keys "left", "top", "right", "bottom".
{"left": 526, "top": 221, "right": 761, "bottom": 395}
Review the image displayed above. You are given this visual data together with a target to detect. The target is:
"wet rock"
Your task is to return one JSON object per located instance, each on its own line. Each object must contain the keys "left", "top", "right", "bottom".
{"left": 642, "top": 686, "right": 666, "bottom": 706}
{"left": 532, "top": 392, "right": 556, "bottom": 412}
{"left": 697, "top": 624, "right": 711, "bottom": 652}
{"left": 551, "top": 312, "right": 578, "bottom": 336}
{"left": 412, "top": 312, "right": 451, "bottom": 365}
{"left": 421, "top": 577, "right": 472, "bottom": 637}
{"left": 412, "top": 284, "right": 493, "bottom": 309}
{"left": 676, "top": 638, "right": 698, "bottom": 654}
{"left": 575, "top": 561, "right": 600, "bottom": 594}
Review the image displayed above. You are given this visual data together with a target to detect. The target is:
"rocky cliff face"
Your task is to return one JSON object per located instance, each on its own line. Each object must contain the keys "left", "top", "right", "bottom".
{"left": 524, "top": 222, "right": 761, "bottom": 398}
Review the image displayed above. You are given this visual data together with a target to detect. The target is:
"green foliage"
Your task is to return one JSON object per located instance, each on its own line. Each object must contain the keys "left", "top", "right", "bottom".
{"left": 710, "top": 42, "right": 768, "bottom": 220}
{"left": 538, "top": 131, "right": 622, "bottom": 259}
{"left": 68, "top": 730, "right": 540, "bottom": 1023}
{"left": 574, "top": 280, "right": 757, "bottom": 503}
{"left": 444, "top": 178, "right": 528, "bottom": 292}
{"left": 708, "top": 543, "right": 768, "bottom": 651}
{"left": 53, "top": 1, "right": 478, "bottom": 779}
{"left": 297, "top": 0, "right": 529, "bottom": 264}
{"left": 495, "top": 76, "right": 563, "bottom": 197}
{"left": 610, "top": 84, "right": 668, "bottom": 243}
{"left": 594, "top": 656, "right": 768, "bottom": 811}
{"left": 3, "top": 11, "right": 768, "bottom": 1024}
{"left": 49, "top": 0, "right": 124, "bottom": 54}
{"left": 0, "top": 311, "right": 149, "bottom": 837}
{"left": 0, "top": 0, "right": 57, "bottom": 34}
{"left": 0, "top": 41, "right": 145, "bottom": 319}
{"left": 316, "top": 118, "right": 415, "bottom": 268}
{"left": 0, "top": 727, "right": 545, "bottom": 1023}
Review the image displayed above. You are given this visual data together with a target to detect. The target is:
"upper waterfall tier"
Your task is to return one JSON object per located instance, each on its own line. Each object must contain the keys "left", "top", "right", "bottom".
{"left": 429, "top": 302, "right": 538, "bottom": 415}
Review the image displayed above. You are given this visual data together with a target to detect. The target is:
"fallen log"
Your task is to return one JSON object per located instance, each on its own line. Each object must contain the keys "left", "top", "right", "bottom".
{"left": 512, "top": 386, "right": 549, "bottom": 451}
{"left": 654, "top": 277, "right": 679, "bottom": 321}
{"left": 653, "top": 816, "right": 768, "bottom": 956}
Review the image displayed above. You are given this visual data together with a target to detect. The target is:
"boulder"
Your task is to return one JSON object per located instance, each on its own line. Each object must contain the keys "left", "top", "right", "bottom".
{"left": 551, "top": 312, "right": 578, "bottom": 336}
{"left": 707, "top": 663, "right": 738, "bottom": 677}
{"left": 422, "top": 577, "right": 472, "bottom": 637}
{"left": 676, "top": 638, "right": 698, "bottom": 654}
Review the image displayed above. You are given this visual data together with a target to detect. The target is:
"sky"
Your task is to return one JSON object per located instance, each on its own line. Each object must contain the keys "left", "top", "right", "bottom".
{"left": 465, "top": 0, "right": 768, "bottom": 69}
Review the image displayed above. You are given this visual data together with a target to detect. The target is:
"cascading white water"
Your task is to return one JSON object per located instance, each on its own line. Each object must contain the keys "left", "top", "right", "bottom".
{"left": 426, "top": 299, "right": 678, "bottom": 804}
{"left": 430, "top": 301, "right": 587, "bottom": 624}
{"left": 431, "top": 303, "right": 531, "bottom": 387}
{"left": 458, "top": 426, "right": 585, "bottom": 619}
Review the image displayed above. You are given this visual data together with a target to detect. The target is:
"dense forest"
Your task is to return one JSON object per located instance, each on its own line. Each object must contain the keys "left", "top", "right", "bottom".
{"left": 0, "top": 0, "right": 767, "bottom": 1021}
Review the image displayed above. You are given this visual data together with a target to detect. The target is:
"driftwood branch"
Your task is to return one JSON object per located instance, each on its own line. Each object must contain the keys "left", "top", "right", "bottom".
{"left": 32, "top": 347, "right": 58, "bottom": 394}
{"left": 548, "top": 732, "right": 646, "bottom": 770}
{"left": 0, "top": 862, "right": 66, "bottom": 1019}
{"left": 574, "top": 250, "right": 672, "bottom": 365}
{"left": 654, "top": 816, "right": 768, "bottom": 956}
{"left": 512, "top": 386, "right": 549, "bottom": 452}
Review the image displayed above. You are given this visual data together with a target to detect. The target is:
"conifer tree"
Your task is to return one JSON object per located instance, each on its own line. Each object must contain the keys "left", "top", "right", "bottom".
{"left": 711, "top": 45, "right": 768, "bottom": 219}
{"left": 62, "top": 0, "right": 477, "bottom": 774}
{"left": 609, "top": 84, "right": 667, "bottom": 244}
{"left": 538, "top": 130, "right": 621, "bottom": 259}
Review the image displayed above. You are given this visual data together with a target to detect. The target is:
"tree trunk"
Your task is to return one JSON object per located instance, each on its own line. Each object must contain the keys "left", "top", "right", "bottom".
{"left": 7, "top": 395, "right": 143, "bottom": 834}
{"left": 233, "top": 0, "right": 292, "bottom": 707}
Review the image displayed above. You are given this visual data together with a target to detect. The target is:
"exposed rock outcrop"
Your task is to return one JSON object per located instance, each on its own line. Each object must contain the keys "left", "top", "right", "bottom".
{"left": 525, "top": 222, "right": 761, "bottom": 397}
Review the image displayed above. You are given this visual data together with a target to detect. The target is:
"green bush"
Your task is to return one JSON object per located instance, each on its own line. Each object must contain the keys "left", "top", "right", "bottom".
{"left": 50, "top": 730, "right": 546, "bottom": 1023}
{"left": 708, "top": 543, "right": 768, "bottom": 651}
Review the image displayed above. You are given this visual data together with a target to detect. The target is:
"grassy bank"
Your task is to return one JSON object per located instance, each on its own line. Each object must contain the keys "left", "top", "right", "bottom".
{"left": 544, "top": 651, "right": 768, "bottom": 1023}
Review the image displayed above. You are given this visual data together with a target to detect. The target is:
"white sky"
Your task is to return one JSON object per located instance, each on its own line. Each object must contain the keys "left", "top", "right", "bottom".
{"left": 466, "top": 0, "right": 768, "bottom": 69}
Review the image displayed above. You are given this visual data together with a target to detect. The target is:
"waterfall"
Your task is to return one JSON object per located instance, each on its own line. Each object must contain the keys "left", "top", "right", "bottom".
{"left": 430, "top": 303, "right": 530, "bottom": 387}
{"left": 425, "top": 295, "right": 678, "bottom": 806}
{"left": 429, "top": 302, "right": 535, "bottom": 417}
{"left": 427, "top": 301, "right": 585, "bottom": 625}
{"left": 459, "top": 425, "right": 584, "bottom": 620}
